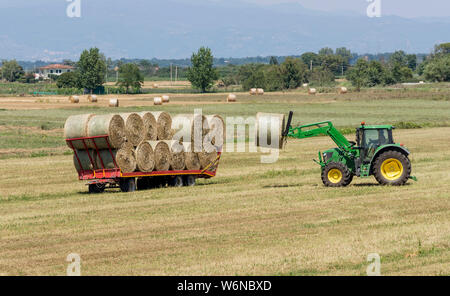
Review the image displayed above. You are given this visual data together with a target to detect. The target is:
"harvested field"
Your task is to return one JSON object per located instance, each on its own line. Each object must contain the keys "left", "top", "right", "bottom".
{"left": 0, "top": 86, "right": 449, "bottom": 275}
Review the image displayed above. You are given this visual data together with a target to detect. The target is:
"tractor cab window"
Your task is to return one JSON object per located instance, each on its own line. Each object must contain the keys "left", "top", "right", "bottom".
{"left": 362, "top": 128, "right": 393, "bottom": 161}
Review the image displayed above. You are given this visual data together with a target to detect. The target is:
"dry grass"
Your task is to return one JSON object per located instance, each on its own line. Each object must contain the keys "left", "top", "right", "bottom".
{"left": 0, "top": 127, "right": 448, "bottom": 275}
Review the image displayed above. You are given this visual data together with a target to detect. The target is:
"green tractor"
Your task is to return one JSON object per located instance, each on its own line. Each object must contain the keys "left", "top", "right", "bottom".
{"left": 283, "top": 111, "right": 416, "bottom": 187}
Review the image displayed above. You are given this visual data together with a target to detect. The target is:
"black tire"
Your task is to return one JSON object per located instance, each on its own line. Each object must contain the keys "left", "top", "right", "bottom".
{"left": 321, "top": 162, "right": 353, "bottom": 187}
{"left": 183, "top": 175, "right": 196, "bottom": 187}
{"left": 89, "top": 183, "right": 105, "bottom": 194}
{"left": 168, "top": 176, "right": 183, "bottom": 187}
{"left": 373, "top": 150, "right": 411, "bottom": 186}
{"left": 119, "top": 178, "right": 136, "bottom": 192}
{"left": 137, "top": 177, "right": 151, "bottom": 190}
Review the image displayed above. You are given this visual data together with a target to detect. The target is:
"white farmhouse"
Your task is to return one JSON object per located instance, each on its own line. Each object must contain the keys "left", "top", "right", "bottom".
{"left": 38, "top": 64, "right": 74, "bottom": 79}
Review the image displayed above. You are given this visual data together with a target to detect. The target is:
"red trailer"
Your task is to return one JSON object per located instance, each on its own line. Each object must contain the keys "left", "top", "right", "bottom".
{"left": 66, "top": 135, "right": 222, "bottom": 193}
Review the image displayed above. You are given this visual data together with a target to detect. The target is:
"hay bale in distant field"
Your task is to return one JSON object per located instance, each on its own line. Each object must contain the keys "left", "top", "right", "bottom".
{"left": 135, "top": 141, "right": 155, "bottom": 172}
{"left": 183, "top": 142, "right": 201, "bottom": 170}
{"left": 255, "top": 112, "right": 286, "bottom": 149}
{"left": 120, "top": 113, "right": 145, "bottom": 146}
{"left": 154, "top": 97, "right": 162, "bottom": 105}
{"left": 69, "top": 96, "right": 79, "bottom": 103}
{"left": 250, "top": 88, "right": 257, "bottom": 95}
{"left": 162, "top": 95, "right": 170, "bottom": 103}
{"left": 227, "top": 94, "right": 236, "bottom": 102}
{"left": 64, "top": 114, "right": 96, "bottom": 149}
{"left": 303, "top": 83, "right": 308, "bottom": 88}
{"left": 172, "top": 114, "right": 209, "bottom": 143}
{"left": 338, "top": 87, "right": 348, "bottom": 94}
{"left": 151, "top": 111, "right": 172, "bottom": 140}
{"left": 73, "top": 150, "right": 97, "bottom": 172}
{"left": 162, "top": 140, "right": 186, "bottom": 170}
{"left": 96, "top": 146, "right": 136, "bottom": 173}
{"left": 148, "top": 141, "right": 171, "bottom": 171}
{"left": 205, "top": 114, "right": 224, "bottom": 149}
{"left": 109, "top": 98, "right": 119, "bottom": 107}
{"left": 152, "top": 83, "right": 159, "bottom": 89}
{"left": 87, "top": 114, "right": 126, "bottom": 149}
{"left": 88, "top": 95, "right": 98, "bottom": 102}
{"left": 139, "top": 112, "right": 158, "bottom": 141}
{"left": 257, "top": 88, "right": 264, "bottom": 95}
{"left": 308, "top": 88, "right": 317, "bottom": 95}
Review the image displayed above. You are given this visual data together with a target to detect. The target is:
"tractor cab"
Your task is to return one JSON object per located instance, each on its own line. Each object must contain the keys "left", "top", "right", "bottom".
{"left": 356, "top": 122, "right": 394, "bottom": 162}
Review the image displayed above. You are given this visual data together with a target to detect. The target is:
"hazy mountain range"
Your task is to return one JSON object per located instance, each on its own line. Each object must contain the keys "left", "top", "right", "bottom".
{"left": 0, "top": 0, "right": 448, "bottom": 61}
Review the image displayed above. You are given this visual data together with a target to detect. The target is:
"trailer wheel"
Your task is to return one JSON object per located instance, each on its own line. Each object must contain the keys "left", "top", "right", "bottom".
{"left": 89, "top": 183, "right": 105, "bottom": 194}
{"left": 169, "top": 176, "right": 183, "bottom": 187}
{"left": 137, "top": 177, "right": 151, "bottom": 190}
{"left": 183, "top": 175, "right": 196, "bottom": 187}
{"left": 321, "top": 162, "right": 353, "bottom": 187}
{"left": 120, "top": 178, "right": 136, "bottom": 192}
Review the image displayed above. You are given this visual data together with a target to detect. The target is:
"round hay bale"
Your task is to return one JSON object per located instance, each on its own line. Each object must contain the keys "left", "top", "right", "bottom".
{"left": 339, "top": 87, "right": 348, "bottom": 94}
{"left": 205, "top": 114, "right": 224, "bottom": 149}
{"left": 302, "top": 83, "right": 308, "bottom": 88}
{"left": 96, "top": 147, "right": 136, "bottom": 173}
{"left": 198, "top": 150, "right": 218, "bottom": 169}
{"left": 152, "top": 83, "right": 159, "bottom": 89}
{"left": 250, "top": 88, "right": 257, "bottom": 95}
{"left": 182, "top": 142, "right": 201, "bottom": 170}
{"left": 135, "top": 141, "right": 155, "bottom": 172}
{"left": 308, "top": 88, "right": 317, "bottom": 95}
{"left": 162, "top": 140, "right": 185, "bottom": 170}
{"left": 172, "top": 114, "right": 209, "bottom": 144}
{"left": 154, "top": 97, "right": 162, "bottom": 105}
{"left": 148, "top": 141, "right": 171, "bottom": 171}
{"left": 64, "top": 114, "right": 96, "bottom": 149}
{"left": 87, "top": 114, "right": 126, "bottom": 149}
{"left": 120, "top": 113, "right": 145, "bottom": 146}
{"left": 109, "top": 98, "right": 119, "bottom": 107}
{"left": 257, "top": 88, "right": 265, "bottom": 95}
{"left": 255, "top": 112, "right": 286, "bottom": 149}
{"left": 88, "top": 95, "right": 98, "bottom": 102}
{"left": 73, "top": 150, "right": 97, "bottom": 172}
{"left": 69, "top": 96, "right": 79, "bottom": 103}
{"left": 138, "top": 112, "right": 158, "bottom": 141}
{"left": 227, "top": 94, "right": 236, "bottom": 102}
{"left": 162, "top": 95, "right": 170, "bottom": 103}
{"left": 151, "top": 112, "right": 173, "bottom": 140}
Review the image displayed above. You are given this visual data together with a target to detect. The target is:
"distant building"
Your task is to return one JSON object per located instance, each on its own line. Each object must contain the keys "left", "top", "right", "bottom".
{"left": 37, "top": 64, "right": 74, "bottom": 79}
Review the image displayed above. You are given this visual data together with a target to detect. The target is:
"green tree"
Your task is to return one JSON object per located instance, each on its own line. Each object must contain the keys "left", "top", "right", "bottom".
{"left": 1, "top": 60, "right": 24, "bottom": 82}
{"left": 300, "top": 52, "right": 318, "bottom": 69}
{"left": 117, "top": 63, "right": 144, "bottom": 93}
{"left": 347, "top": 59, "right": 369, "bottom": 91}
{"left": 56, "top": 72, "right": 80, "bottom": 88}
{"left": 279, "top": 57, "right": 308, "bottom": 89}
{"left": 308, "top": 67, "right": 335, "bottom": 86}
{"left": 406, "top": 54, "right": 417, "bottom": 71}
{"left": 269, "top": 56, "right": 279, "bottom": 65}
{"left": 366, "top": 61, "right": 386, "bottom": 86}
{"left": 239, "top": 64, "right": 266, "bottom": 91}
{"left": 187, "top": 47, "right": 218, "bottom": 92}
{"left": 389, "top": 50, "right": 408, "bottom": 67}
{"left": 434, "top": 43, "right": 450, "bottom": 55}
{"left": 335, "top": 47, "right": 352, "bottom": 64}
{"left": 77, "top": 48, "right": 107, "bottom": 93}
{"left": 265, "top": 66, "right": 284, "bottom": 91}
{"left": 424, "top": 55, "right": 450, "bottom": 82}
{"left": 319, "top": 47, "right": 334, "bottom": 56}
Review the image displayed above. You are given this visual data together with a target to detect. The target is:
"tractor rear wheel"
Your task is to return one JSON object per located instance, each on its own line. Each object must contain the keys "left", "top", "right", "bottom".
{"left": 373, "top": 150, "right": 411, "bottom": 186}
{"left": 322, "top": 162, "right": 353, "bottom": 187}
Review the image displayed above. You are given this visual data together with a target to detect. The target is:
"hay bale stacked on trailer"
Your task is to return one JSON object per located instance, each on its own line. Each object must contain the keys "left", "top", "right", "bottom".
{"left": 65, "top": 110, "right": 225, "bottom": 192}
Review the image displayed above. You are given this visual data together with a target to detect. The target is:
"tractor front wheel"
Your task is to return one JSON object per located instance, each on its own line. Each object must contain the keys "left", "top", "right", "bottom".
{"left": 322, "top": 162, "right": 353, "bottom": 187}
{"left": 373, "top": 151, "right": 411, "bottom": 186}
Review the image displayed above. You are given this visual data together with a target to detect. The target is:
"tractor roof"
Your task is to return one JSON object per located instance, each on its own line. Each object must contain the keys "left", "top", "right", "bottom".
{"left": 360, "top": 124, "right": 394, "bottom": 129}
